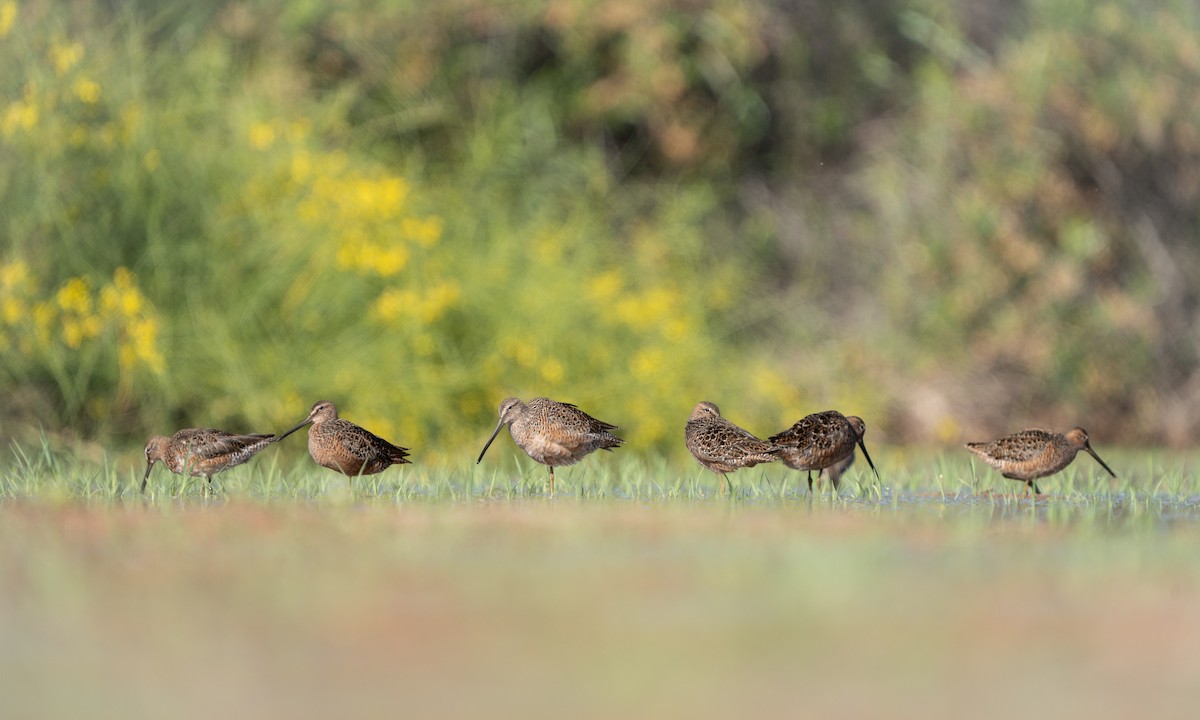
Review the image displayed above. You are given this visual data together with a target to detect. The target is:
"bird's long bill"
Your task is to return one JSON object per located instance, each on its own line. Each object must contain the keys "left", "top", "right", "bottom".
{"left": 274, "top": 418, "right": 312, "bottom": 443}
{"left": 1085, "top": 444, "right": 1118, "bottom": 478}
{"left": 858, "top": 440, "right": 880, "bottom": 479}
{"left": 476, "top": 421, "right": 506, "bottom": 464}
{"left": 140, "top": 462, "right": 153, "bottom": 492}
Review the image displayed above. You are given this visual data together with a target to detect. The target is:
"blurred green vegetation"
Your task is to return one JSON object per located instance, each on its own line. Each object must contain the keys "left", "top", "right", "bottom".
{"left": 2, "top": 0, "right": 1199, "bottom": 458}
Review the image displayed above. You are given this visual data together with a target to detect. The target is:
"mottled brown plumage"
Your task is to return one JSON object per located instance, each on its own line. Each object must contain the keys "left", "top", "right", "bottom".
{"left": 769, "top": 410, "right": 878, "bottom": 494}
{"left": 276, "top": 400, "right": 411, "bottom": 479}
{"left": 142, "top": 428, "right": 275, "bottom": 492}
{"left": 684, "top": 401, "right": 781, "bottom": 495}
{"left": 476, "top": 397, "right": 623, "bottom": 494}
{"left": 965, "top": 427, "right": 1116, "bottom": 494}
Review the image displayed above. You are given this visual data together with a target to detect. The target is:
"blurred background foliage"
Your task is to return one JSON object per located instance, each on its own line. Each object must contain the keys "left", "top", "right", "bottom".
{"left": 2, "top": 0, "right": 1198, "bottom": 460}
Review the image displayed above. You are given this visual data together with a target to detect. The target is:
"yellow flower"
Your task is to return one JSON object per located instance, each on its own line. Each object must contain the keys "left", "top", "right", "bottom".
{"left": 99, "top": 284, "right": 120, "bottom": 313}
{"left": 334, "top": 234, "right": 362, "bottom": 269}
{"left": 62, "top": 318, "right": 84, "bottom": 348}
{"left": 418, "top": 281, "right": 460, "bottom": 323}
{"left": 372, "top": 245, "right": 409, "bottom": 276}
{"left": 373, "top": 288, "right": 415, "bottom": 322}
{"left": 370, "top": 176, "right": 408, "bottom": 219}
{"left": 81, "top": 314, "right": 101, "bottom": 338}
{"left": 50, "top": 41, "right": 83, "bottom": 76}
{"left": 2, "top": 99, "right": 37, "bottom": 137}
{"left": 143, "top": 148, "right": 160, "bottom": 172}
{"left": 374, "top": 281, "right": 459, "bottom": 326}
{"left": 358, "top": 415, "right": 395, "bottom": 442}
{"left": 249, "top": 121, "right": 276, "bottom": 150}
{"left": 587, "top": 269, "right": 623, "bottom": 304}
{"left": 56, "top": 277, "right": 91, "bottom": 315}
{"left": 290, "top": 150, "right": 313, "bottom": 185}
{"left": 663, "top": 317, "right": 690, "bottom": 341}
{"left": 749, "top": 365, "right": 792, "bottom": 405}
{"left": 32, "top": 301, "right": 54, "bottom": 346}
{"left": 112, "top": 267, "right": 135, "bottom": 289}
{"left": 402, "top": 216, "right": 443, "bottom": 247}
{"left": 128, "top": 316, "right": 164, "bottom": 373}
{"left": 2, "top": 296, "right": 23, "bottom": 325}
{"left": 615, "top": 287, "right": 680, "bottom": 330}
{"left": 631, "top": 348, "right": 664, "bottom": 380}
{"left": 0, "top": 260, "right": 29, "bottom": 289}
{"left": 72, "top": 77, "right": 101, "bottom": 104}
{"left": 0, "top": 2, "right": 16, "bottom": 39}
{"left": 120, "top": 287, "right": 143, "bottom": 316}
{"left": 540, "top": 358, "right": 564, "bottom": 384}
{"left": 507, "top": 339, "right": 538, "bottom": 368}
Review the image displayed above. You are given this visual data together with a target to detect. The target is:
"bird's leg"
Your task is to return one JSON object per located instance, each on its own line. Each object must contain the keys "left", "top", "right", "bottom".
{"left": 724, "top": 473, "right": 733, "bottom": 496}
{"left": 548, "top": 467, "right": 555, "bottom": 496}
{"left": 1032, "top": 481, "right": 1042, "bottom": 495}
{"left": 717, "top": 473, "right": 728, "bottom": 496}
{"left": 806, "top": 471, "right": 813, "bottom": 495}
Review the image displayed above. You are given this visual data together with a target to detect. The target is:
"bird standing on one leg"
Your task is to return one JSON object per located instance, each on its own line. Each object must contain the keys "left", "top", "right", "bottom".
{"left": 768, "top": 410, "right": 878, "bottom": 495}
{"left": 684, "top": 401, "right": 781, "bottom": 495}
{"left": 276, "top": 400, "right": 411, "bottom": 482}
{"left": 965, "top": 427, "right": 1116, "bottom": 494}
{"left": 476, "top": 397, "right": 623, "bottom": 495}
{"left": 142, "top": 428, "right": 276, "bottom": 493}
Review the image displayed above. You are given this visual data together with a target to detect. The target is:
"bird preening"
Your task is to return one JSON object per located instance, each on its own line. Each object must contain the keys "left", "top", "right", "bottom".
{"left": 275, "top": 400, "right": 411, "bottom": 481}
{"left": 769, "top": 410, "right": 878, "bottom": 493}
{"left": 683, "top": 403, "right": 879, "bottom": 496}
{"left": 683, "top": 401, "right": 780, "bottom": 495}
{"left": 142, "top": 400, "right": 411, "bottom": 493}
{"left": 140, "top": 395, "right": 1121, "bottom": 499}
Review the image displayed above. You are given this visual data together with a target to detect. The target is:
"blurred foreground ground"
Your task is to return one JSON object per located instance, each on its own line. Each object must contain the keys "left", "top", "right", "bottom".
{"left": 2, "top": 497, "right": 1198, "bottom": 720}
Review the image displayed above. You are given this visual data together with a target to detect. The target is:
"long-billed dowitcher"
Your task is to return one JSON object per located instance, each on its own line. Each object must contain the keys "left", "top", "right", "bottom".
{"left": 142, "top": 428, "right": 276, "bottom": 492}
{"left": 684, "top": 401, "right": 781, "bottom": 495}
{"left": 476, "top": 397, "right": 623, "bottom": 494}
{"left": 768, "top": 410, "right": 878, "bottom": 494}
{"left": 965, "top": 427, "right": 1116, "bottom": 494}
{"left": 276, "top": 400, "right": 411, "bottom": 479}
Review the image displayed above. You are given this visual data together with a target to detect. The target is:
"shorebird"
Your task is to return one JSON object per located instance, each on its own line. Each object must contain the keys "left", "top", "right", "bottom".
{"left": 965, "top": 427, "right": 1116, "bottom": 494}
{"left": 142, "top": 428, "right": 275, "bottom": 492}
{"left": 824, "top": 453, "right": 855, "bottom": 489}
{"left": 684, "top": 401, "right": 781, "bottom": 495}
{"left": 276, "top": 400, "right": 411, "bottom": 479}
{"left": 476, "top": 396, "right": 623, "bottom": 494}
{"left": 769, "top": 410, "right": 878, "bottom": 494}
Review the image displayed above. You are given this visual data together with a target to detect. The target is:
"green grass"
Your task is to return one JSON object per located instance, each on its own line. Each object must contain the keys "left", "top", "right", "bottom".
{"left": 3, "top": 444, "right": 1200, "bottom": 719}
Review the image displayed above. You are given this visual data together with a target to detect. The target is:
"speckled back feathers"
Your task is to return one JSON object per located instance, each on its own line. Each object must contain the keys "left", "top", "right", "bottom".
{"left": 965, "top": 427, "right": 1115, "bottom": 485}
{"left": 494, "top": 396, "right": 623, "bottom": 468}
{"left": 768, "top": 410, "right": 860, "bottom": 472}
{"left": 684, "top": 401, "right": 780, "bottom": 474}
{"left": 142, "top": 427, "right": 276, "bottom": 490}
